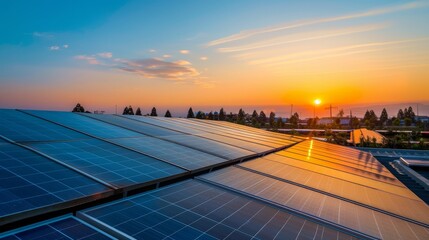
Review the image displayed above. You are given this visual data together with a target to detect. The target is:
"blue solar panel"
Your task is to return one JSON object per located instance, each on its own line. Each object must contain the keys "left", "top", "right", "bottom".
{"left": 110, "top": 137, "right": 226, "bottom": 170}
{"left": 0, "top": 110, "right": 87, "bottom": 142}
{"left": 0, "top": 216, "right": 114, "bottom": 239}
{"left": 79, "top": 180, "right": 357, "bottom": 240}
{"left": 82, "top": 114, "right": 182, "bottom": 137}
{"left": 0, "top": 143, "right": 112, "bottom": 223}
{"left": 24, "top": 110, "right": 142, "bottom": 139}
{"left": 26, "top": 139, "right": 186, "bottom": 188}
{"left": 124, "top": 115, "right": 204, "bottom": 134}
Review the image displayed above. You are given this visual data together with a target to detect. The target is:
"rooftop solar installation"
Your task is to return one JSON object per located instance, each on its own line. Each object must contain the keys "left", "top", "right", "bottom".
{"left": 79, "top": 180, "right": 359, "bottom": 240}
{"left": 26, "top": 139, "right": 186, "bottom": 189}
{"left": 0, "top": 110, "right": 87, "bottom": 142}
{"left": 0, "top": 216, "right": 114, "bottom": 239}
{"left": 0, "top": 143, "right": 112, "bottom": 226}
{"left": 1, "top": 109, "right": 429, "bottom": 239}
{"left": 24, "top": 110, "right": 142, "bottom": 139}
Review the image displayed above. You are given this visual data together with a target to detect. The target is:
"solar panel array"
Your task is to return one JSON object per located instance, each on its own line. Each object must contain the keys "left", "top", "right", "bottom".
{"left": 0, "top": 109, "right": 297, "bottom": 229}
{"left": 1, "top": 109, "right": 428, "bottom": 239}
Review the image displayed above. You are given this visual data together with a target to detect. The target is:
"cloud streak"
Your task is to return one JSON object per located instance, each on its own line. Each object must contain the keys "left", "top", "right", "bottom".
{"left": 207, "top": 1, "right": 428, "bottom": 46}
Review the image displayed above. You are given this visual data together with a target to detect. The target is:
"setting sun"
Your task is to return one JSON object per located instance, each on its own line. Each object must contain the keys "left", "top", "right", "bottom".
{"left": 314, "top": 99, "right": 321, "bottom": 105}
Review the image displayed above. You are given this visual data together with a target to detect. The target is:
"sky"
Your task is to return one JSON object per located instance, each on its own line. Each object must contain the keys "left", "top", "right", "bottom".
{"left": 1, "top": 0, "right": 429, "bottom": 117}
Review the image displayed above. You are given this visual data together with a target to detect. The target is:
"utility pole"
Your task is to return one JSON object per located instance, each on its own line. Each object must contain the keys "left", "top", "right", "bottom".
{"left": 290, "top": 104, "right": 293, "bottom": 117}
{"left": 325, "top": 104, "right": 338, "bottom": 119}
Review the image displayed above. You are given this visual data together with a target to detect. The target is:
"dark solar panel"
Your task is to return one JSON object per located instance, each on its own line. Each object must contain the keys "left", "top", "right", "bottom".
{"left": 123, "top": 115, "right": 204, "bottom": 135}
{"left": 0, "top": 216, "right": 114, "bottom": 239}
{"left": 0, "top": 143, "right": 111, "bottom": 223}
{"left": 199, "top": 167, "right": 429, "bottom": 239}
{"left": 110, "top": 137, "right": 226, "bottom": 170}
{"left": 82, "top": 114, "right": 182, "bottom": 137}
{"left": 26, "top": 139, "right": 186, "bottom": 188}
{"left": 194, "top": 133, "right": 273, "bottom": 152}
{"left": 159, "top": 135, "right": 255, "bottom": 159}
{"left": 79, "top": 180, "right": 358, "bottom": 240}
{"left": 0, "top": 110, "right": 87, "bottom": 142}
{"left": 24, "top": 110, "right": 142, "bottom": 139}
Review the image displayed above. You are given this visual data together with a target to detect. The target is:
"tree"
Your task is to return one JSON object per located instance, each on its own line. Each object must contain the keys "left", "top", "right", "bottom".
{"left": 379, "top": 108, "right": 388, "bottom": 126}
{"left": 259, "top": 111, "right": 267, "bottom": 126}
{"left": 276, "top": 117, "right": 284, "bottom": 128}
{"left": 72, "top": 103, "right": 85, "bottom": 112}
{"left": 237, "top": 109, "right": 245, "bottom": 124}
{"left": 397, "top": 109, "right": 404, "bottom": 119}
{"left": 135, "top": 107, "right": 142, "bottom": 116}
{"left": 213, "top": 111, "right": 219, "bottom": 120}
{"left": 404, "top": 106, "right": 416, "bottom": 123}
{"left": 128, "top": 106, "right": 134, "bottom": 115}
{"left": 269, "top": 112, "right": 276, "bottom": 128}
{"left": 251, "top": 110, "right": 259, "bottom": 127}
{"left": 207, "top": 111, "right": 214, "bottom": 120}
{"left": 289, "top": 112, "right": 299, "bottom": 128}
{"left": 122, "top": 106, "right": 129, "bottom": 115}
{"left": 393, "top": 118, "right": 401, "bottom": 126}
{"left": 196, "top": 111, "right": 205, "bottom": 119}
{"left": 150, "top": 107, "right": 158, "bottom": 116}
{"left": 187, "top": 107, "right": 195, "bottom": 118}
{"left": 337, "top": 109, "right": 344, "bottom": 117}
{"left": 350, "top": 117, "right": 360, "bottom": 129}
{"left": 164, "top": 110, "right": 172, "bottom": 117}
{"left": 219, "top": 108, "right": 226, "bottom": 121}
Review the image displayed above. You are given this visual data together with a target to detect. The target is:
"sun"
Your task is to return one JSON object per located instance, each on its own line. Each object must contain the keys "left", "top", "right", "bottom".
{"left": 314, "top": 99, "right": 321, "bottom": 105}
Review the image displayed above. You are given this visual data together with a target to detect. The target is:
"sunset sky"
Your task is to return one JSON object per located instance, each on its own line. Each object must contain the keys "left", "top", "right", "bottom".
{"left": 1, "top": 0, "right": 429, "bottom": 117}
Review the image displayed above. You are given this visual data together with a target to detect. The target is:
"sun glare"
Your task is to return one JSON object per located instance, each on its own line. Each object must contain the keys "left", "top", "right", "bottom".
{"left": 314, "top": 99, "right": 321, "bottom": 105}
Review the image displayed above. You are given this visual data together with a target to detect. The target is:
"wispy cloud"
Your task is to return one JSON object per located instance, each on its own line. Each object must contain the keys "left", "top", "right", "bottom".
{"left": 75, "top": 55, "right": 100, "bottom": 65}
{"left": 148, "top": 49, "right": 157, "bottom": 53}
{"left": 207, "top": 1, "right": 428, "bottom": 46}
{"left": 163, "top": 54, "right": 172, "bottom": 58}
{"left": 200, "top": 56, "right": 208, "bottom": 61}
{"left": 180, "top": 50, "right": 190, "bottom": 54}
{"left": 97, "top": 52, "right": 113, "bottom": 58}
{"left": 217, "top": 23, "right": 385, "bottom": 53}
{"left": 49, "top": 46, "right": 60, "bottom": 51}
{"left": 63, "top": 44, "right": 69, "bottom": 49}
{"left": 33, "top": 32, "right": 54, "bottom": 38}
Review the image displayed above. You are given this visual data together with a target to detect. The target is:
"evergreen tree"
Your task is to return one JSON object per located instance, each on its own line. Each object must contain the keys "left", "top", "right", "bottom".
{"left": 251, "top": 110, "right": 259, "bottom": 127}
{"left": 213, "top": 111, "right": 219, "bottom": 120}
{"left": 165, "top": 110, "right": 172, "bottom": 117}
{"left": 207, "top": 111, "right": 214, "bottom": 120}
{"left": 122, "top": 106, "right": 129, "bottom": 115}
{"left": 219, "top": 108, "right": 226, "bottom": 121}
{"left": 187, "top": 107, "right": 195, "bottom": 118}
{"left": 237, "top": 109, "right": 245, "bottom": 124}
{"left": 135, "top": 107, "right": 142, "bottom": 116}
{"left": 380, "top": 108, "right": 388, "bottom": 126}
{"left": 227, "top": 112, "right": 234, "bottom": 122}
{"left": 259, "top": 111, "right": 267, "bottom": 126}
{"left": 150, "top": 107, "right": 157, "bottom": 116}
{"left": 72, "top": 103, "right": 85, "bottom": 112}
{"left": 397, "top": 109, "right": 404, "bottom": 119}
{"left": 269, "top": 112, "right": 276, "bottom": 128}
{"left": 128, "top": 105, "right": 134, "bottom": 115}
{"left": 404, "top": 106, "right": 416, "bottom": 122}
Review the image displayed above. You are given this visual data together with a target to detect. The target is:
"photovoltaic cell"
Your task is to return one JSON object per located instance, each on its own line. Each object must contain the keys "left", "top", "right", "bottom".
{"left": 199, "top": 167, "right": 429, "bottom": 239}
{"left": 82, "top": 114, "right": 182, "bottom": 137}
{"left": 26, "top": 139, "right": 186, "bottom": 188}
{"left": 195, "top": 133, "right": 273, "bottom": 152}
{"left": 79, "top": 180, "right": 358, "bottom": 240}
{"left": 159, "top": 135, "right": 255, "bottom": 160}
{"left": 110, "top": 137, "right": 226, "bottom": 170}
{"left": 24, "top": 110, "right": 142, "bottom": 139}
{"left": 0, "top": 216, "right": 114, "bottom": 239}
{"left": 239, "top": 158, "right": 429, "bottom": 225}
{"left": 0, "top": 143, "right": 111, "bottom": 222}
{"left": 0, "top": 110, "right": 87, "bottom": 142}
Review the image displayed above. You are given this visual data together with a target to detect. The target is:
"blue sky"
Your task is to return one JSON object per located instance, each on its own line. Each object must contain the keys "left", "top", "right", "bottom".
{"left": 1, "top": 0, "right": 429, "bottom": 116}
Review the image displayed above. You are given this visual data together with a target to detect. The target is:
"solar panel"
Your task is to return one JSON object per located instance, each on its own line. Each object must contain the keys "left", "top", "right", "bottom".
{"left": 79, "top": 180, "right": 358, "bottom": 240}
{"left": 159, "top": 135, "right": 255, "bottom": 160}
{"left": 81, "top": 114, "right": 182, "bottom": 137}
{"left": 194, "top": 133, "right": 273, "bottom": 152}
{"left": 0, "top": 216, "right": 114, "bottom": 239}
{"left": 0, "top": 143, "right": 112, "bottom": 225}
{"left": 26, "top": 139, "right": 186, "bottom": 188}
{"left": 110, "top": 137, "right": 226, "bottom": 170}
{"left": 124, "top": 115, "right": 204, "bottom": 135}
{"left": 24, "top": 110, "right": 142, "bottom": 139}
{"left": 0, "top": 110, "right": 87, "bottom": 142}
{"left": 239, "top": 158, "right": 429, "bottom": 225}
{"left": 159, "top": 118, "right": 294, "bottom": 147}
{"left": 199, "top": 167, "right": 429, "bottom": 239}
